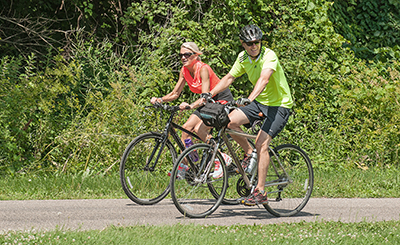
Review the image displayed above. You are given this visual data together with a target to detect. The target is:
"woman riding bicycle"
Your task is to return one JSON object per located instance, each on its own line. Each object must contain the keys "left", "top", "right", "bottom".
{"left": 151, "top": 42, "right": 233, "bottom": 142}
{"left": 151, "top": 42, "right": 233, "bottom": 178}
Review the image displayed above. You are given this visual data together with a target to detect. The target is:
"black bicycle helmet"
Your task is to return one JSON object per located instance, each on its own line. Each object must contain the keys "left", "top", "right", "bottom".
{"left": 238, "top": 25, "right": 263, "bottom": 42}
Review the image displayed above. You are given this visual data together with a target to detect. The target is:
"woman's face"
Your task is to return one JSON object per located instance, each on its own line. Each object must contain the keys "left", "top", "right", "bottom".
{"left": 180, "top": 47, "right": 198, "bottom": 67}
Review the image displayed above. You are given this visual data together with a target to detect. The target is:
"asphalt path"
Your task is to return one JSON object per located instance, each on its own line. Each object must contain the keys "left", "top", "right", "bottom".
{"left": 1, "top": 198, "right": 400, "bottom": 232}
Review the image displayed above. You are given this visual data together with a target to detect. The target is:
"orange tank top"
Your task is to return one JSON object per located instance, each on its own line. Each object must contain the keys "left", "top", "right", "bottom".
{"left": 181, "top": 61, "right": 220, "bottom": 94}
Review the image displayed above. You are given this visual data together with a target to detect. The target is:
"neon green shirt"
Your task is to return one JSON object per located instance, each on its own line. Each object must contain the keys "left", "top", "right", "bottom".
{"left": 229, "top": 46, "right": 293, "bottom": 108}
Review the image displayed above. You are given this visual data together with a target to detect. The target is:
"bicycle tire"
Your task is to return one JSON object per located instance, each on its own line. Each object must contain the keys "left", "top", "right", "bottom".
{"left": 170, "top": 143, "right": 228, "bottom": 218}
{"left": 263, "top": 144, "right": 313, "bottom": 217}
{"left": 120, "top": 132, "right": 177, "bottom": 205}
{"left": 218, "top": 137, "right": 255, "bottom": 205}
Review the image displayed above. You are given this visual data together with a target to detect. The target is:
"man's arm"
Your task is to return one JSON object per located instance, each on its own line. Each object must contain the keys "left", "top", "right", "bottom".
{"left": 247, "top": 68, "right": 274, "bottom": 101}
{"left": 210, "top": 73, "right": 236, "bottom": 97}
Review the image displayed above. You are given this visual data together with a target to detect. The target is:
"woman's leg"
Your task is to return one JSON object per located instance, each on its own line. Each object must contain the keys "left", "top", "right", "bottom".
{"left": 181, "top": 114, "right": 202, "bottom": 142}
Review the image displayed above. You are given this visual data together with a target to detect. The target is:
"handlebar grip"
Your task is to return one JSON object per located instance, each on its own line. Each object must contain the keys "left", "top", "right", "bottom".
{"left": 206, "top": 98, "right": 215, "bottom": 103}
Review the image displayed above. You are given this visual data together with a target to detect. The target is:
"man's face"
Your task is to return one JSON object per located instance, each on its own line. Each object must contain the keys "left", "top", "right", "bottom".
{"left": 241, "top": 40, "right": 261, "bottom": 58}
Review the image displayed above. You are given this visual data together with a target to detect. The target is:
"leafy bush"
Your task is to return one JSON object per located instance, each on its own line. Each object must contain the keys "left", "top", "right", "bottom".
{"left": 328, "top": 0, "right": 400, "bottom": 62}
{"left": 1, "top": 0, "right": 399, "bottom": 175}
{"left": 0, "top": 53, "right": 84, "bottom": 173}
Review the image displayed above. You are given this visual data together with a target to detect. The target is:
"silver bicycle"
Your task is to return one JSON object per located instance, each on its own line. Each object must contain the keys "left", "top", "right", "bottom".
{"left": 169, "top": 101, "right": 314, "bottom": 218}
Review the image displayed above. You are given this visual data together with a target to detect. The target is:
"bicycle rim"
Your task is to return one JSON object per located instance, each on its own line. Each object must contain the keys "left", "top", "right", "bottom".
{"left": 120, "top": 132, "right": 177, "bottom": 205}
{"left": 263, "top": 144, "right": 313, "bottom": 217}
{"left": 171, "top": 143, "right": 228, "bottom": 218}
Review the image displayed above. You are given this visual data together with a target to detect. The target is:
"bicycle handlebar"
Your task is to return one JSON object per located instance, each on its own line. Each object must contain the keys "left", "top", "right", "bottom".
{"left": 147, "top": 103, "right": 191, "bottom": 112}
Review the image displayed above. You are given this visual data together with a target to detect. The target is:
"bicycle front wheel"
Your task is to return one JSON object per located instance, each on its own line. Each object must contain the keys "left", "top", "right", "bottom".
{"left": 120, "top": 132, "right": 177, "bottom": 205}
{"left": 170, "top": 143, "right": 228, "bottom": 218}
{"left": 263, "top": 144, "right": 313, "bottom": 217}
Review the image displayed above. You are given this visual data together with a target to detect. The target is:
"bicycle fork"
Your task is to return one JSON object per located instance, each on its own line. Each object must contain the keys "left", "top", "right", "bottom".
{"left": 144, "top": 135, "right": 168, "bottom": 171}
{"left": 194, "top": 141, "right": 220, "bottom": 183}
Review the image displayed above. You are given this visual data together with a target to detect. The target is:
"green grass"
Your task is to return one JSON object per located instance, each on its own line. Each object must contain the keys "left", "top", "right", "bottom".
{"left": 1, "top": 167, "right": 399, "bottom": 200}
{"left": 1, "top": 221, "right": 400, "bottom": 244}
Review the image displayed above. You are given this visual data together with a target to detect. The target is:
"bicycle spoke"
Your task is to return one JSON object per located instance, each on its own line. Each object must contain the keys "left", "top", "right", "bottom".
{"left": 263, "top": 144, "right": 313, "bottom": 217}
{"left": 171, "top": 144, "right": 228, "bottom": 218}
{"left": 120, "top": 133, "right": 176, "bottom": 205}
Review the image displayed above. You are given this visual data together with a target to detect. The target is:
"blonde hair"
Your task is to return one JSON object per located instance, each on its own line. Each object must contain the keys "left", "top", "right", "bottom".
{"left": 181, "top": 42, "right": 202, "bottom": 61}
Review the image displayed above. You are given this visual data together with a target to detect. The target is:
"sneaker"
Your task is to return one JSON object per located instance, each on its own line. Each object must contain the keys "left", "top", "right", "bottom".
{"left": 168, "top": 163, "right": 189, "bottom": 179}
{"left": 241, "top": 189, "right": 268, "bottom": 206}
{"left": 241, "top": 154, "right": 251, "bottom": 170}
{"left": 212, "top": 153, "right": 232, "bottom": 179}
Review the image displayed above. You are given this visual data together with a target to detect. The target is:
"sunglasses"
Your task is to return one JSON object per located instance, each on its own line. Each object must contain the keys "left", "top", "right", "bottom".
{"left": 179, "top": 52, "right": 195, "bottom": 58}
{"left": 244, "top": 41, "right": 261, "bottom": 47}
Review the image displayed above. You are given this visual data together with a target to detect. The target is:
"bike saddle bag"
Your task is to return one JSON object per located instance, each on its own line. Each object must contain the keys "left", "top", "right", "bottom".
{"left": 199, "top": 103, "right": 230, "bottom": 129}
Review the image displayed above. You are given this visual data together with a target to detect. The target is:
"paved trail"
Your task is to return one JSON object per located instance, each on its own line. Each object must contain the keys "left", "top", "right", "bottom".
{"left": 1, "top": 198, "right": 400, "bottom": 232}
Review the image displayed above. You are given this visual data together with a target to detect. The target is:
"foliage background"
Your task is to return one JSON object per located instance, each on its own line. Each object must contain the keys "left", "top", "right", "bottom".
{"left": 0, "top": 0, "right": 399, "bottom": 175}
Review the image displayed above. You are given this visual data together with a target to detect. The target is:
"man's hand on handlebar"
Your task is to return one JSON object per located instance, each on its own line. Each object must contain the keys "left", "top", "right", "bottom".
{"left": 198, "top": 92, "right": 215, "bottom": 106}
{"left": 236, "top": 98, "right": 251, "bottom": 107}
{"left": 200, "top": 92, "right": 212, "bottom": 101}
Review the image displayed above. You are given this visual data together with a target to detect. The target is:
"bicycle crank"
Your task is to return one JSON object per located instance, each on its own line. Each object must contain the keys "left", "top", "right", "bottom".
{"left": 236, "top": 175, "right": 252, "bottom": 197}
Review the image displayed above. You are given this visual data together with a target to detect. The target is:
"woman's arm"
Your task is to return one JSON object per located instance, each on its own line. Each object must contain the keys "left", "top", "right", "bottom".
{"left": 199, "top": 66, "right": 211, "bottom": 93}
{"left": 151, "top": 70, "right": 186, "bottom": 104}
{"left": 185, "top": 66, "right": 211, "bottom": 109}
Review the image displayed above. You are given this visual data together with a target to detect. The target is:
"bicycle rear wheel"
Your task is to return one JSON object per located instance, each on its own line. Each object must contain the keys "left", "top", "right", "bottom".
{"left": 263, "top": 144, "right": 313, "bottom": 217}
{"left": 120, "top": 132, "right": 177, "bottom": 205}
{"left": 170, "top": 143, "right": 228, "bottom": 218}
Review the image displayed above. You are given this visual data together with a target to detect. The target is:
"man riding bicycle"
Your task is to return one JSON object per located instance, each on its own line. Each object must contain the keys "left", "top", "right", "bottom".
{"left": 204, "top": 24, "right": 293, "bottom": 206}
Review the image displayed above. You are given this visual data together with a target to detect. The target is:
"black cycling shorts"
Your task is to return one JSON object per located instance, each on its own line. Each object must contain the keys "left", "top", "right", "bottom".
{"left": 239, "top": 100, "right": 291, "bottom": 138}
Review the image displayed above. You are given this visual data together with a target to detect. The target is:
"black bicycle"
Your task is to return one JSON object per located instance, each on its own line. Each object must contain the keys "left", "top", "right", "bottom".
{"left": 119, "top": 103, "right": 247, "bottom": 205}
{"left": 119, "top": 103, "right": 202, "bottom": 205}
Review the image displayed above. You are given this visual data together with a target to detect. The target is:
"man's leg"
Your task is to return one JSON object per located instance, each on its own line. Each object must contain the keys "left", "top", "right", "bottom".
{"left": 242, "top": 106, "right": 291, "bottom": 206}
{"left": 227, "top": 109, "right": 253, "bottom": 155}
{"left": 254, "top": 130, "right": 273, "bottom": 192}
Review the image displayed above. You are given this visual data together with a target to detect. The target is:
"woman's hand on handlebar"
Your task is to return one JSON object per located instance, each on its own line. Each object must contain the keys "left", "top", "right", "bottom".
{"left": 179, "top": 102, "right": 191, "bottom": 110}
{"left": 151, "top": 97, "right": 163, "bottom": 104}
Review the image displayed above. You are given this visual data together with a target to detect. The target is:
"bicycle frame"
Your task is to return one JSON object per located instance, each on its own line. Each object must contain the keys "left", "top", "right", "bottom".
{"left": 222, "top": 128, "right": 292, "bottom": 194}
{"left": 144, "top": 106, "right": 203, "bottom": 171}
